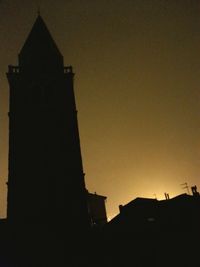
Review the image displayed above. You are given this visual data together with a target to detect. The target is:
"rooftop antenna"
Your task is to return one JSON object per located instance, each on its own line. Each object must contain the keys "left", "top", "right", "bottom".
{"left": 181, "top": 182, "right": 190, "bottom": 195}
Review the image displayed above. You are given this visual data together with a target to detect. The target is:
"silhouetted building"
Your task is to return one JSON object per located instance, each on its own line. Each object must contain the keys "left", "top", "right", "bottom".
{"left": 6, "top": 15, "right": 89, "bottom": 231}
{"left": 99, "top": 192, "right": 200, "bottom": 267}
{"left": 107, "top": 192, "right": 200, "bottom": 235}
{"left": 87, "top": 191, "right": 107, "bottom": 227}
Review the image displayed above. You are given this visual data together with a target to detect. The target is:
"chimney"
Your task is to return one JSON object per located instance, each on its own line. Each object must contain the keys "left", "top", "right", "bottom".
{"left": 191, "top": 185, "right": 199, "bottom": 196}
{"left": 119, "top": 205, "right": 123, "bottom": 213}
{"left": 164, "top": 193, "right": 170, "bottom": 200}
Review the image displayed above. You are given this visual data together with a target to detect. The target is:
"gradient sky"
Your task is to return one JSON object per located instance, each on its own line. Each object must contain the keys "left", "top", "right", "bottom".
{"left": 0, "top": 0, "right": 200, "bottom": 219}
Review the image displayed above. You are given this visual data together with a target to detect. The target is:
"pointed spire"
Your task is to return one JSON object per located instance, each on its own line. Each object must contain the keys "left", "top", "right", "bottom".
{"left": 19, "top": 15, "right": 63, "bottom": 73}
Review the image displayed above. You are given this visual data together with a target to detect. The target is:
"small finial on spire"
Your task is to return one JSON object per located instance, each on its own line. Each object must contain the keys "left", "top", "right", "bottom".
{"left": 37, "top": 5, "right": 41, "bottom": 16}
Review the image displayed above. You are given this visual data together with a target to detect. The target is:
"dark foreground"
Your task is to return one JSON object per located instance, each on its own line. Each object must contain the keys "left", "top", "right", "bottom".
{"left": 0, "top": 220, "right": 199, "bottom": 267}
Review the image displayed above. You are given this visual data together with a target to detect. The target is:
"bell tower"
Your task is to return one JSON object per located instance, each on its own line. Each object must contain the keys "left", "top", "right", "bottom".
{"left": 7, "top": 15, "right": 89, "bottom": 231}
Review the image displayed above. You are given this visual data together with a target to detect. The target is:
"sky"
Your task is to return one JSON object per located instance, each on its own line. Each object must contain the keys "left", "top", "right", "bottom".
{"left": 0, "top": 0, "right": 200, "bottom": 219}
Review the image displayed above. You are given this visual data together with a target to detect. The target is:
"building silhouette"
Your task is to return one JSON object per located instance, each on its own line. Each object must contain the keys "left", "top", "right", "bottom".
{"left": 108, "top": 191, "right": 200, "bottom": 235}
{"left": 99, "top": 189, "right": 200, "bottom": 267}
{"left": 87, "top": 191, "right": 107, "bottom": 227}
{"left": 7, "top": 15, "right": 90, "bottom": 231}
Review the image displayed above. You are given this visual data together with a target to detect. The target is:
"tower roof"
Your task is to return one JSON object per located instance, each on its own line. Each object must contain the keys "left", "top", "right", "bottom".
{"left": 19, "top": 15, "right": 63, "bottom": 73}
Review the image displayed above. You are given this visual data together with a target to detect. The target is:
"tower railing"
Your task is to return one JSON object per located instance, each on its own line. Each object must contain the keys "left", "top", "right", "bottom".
{"left": 64, "top": 66, "right": 73, "bottom": 74}
{"left": 8, "top": 65, "right": 20, "bottom": 74}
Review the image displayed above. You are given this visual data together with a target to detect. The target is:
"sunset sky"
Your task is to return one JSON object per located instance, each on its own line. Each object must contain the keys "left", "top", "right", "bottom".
{"left": 0, "top": 0, "right": 200, "bottom": 219}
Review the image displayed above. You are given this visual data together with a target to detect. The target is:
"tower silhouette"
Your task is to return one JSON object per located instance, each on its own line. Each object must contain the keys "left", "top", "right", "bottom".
{"left": 6, "top": 15, "right": 89, "bottom": 231}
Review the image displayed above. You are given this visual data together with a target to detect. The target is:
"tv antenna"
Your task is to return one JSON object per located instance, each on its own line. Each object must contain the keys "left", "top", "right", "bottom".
{"left": 180, "top": 182, "right": 190, "bottom": 195}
